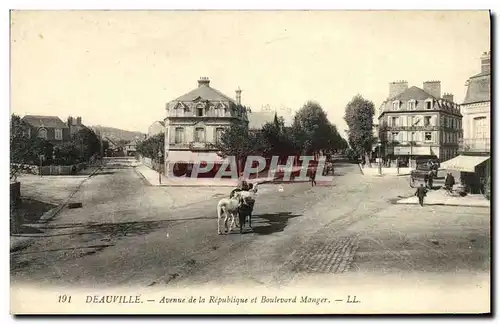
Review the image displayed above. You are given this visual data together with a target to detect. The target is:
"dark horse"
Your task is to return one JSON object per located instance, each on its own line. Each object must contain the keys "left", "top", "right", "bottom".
{"left": 230, "top": 183, "right": 256, "bottom": 234}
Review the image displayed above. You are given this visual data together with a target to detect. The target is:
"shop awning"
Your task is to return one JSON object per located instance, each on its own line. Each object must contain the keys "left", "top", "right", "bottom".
{"left": 165, "top": 150, "right": 226, "bottom": 164}
{"left": 440, "top": 155, "right": 490, "bottom": 172}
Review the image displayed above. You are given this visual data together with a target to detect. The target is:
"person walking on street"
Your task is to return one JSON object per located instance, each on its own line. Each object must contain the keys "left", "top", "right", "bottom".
{"left": 310, "top": 167, "right": 317, "bottom": 187}
{"left": 415, "top": 183, "right": 428, "bottom": 207}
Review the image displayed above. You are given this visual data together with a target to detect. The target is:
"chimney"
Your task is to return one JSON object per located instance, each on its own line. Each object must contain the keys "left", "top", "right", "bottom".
{"left": 197, "top": 77, "right": 210, "bottom": 87}
{"left": 442, "top": 92, "right": 454, "bottom": 103}
{"left": 67, "top": 116, "right": 73, "bottom": 127}
{"left": 423, "top": 80, "right": 441, "bottom": 98}
{"left": 76, "top": 117, "right": 82, "bottom": 125}
{"left": 481, "top": 51, "right": 490, "bottom": 73}
{"left": 388, "top": 80, "right": 408, "bottom": 99}
{"left": 235, "top": 87, "right": 242, "bottom": 105}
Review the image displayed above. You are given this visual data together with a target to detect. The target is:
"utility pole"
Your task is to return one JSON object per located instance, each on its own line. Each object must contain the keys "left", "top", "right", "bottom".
{"left": 158, "top": 143, "right": 162, "bottom": 185}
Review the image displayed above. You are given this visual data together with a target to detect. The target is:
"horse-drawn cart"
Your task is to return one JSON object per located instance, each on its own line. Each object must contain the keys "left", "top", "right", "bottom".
{"left": 409, "top": 164, "right": 439, "bottom": 188}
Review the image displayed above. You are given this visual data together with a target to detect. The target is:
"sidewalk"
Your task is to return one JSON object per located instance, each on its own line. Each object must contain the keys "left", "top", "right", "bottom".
{"left": 396, "top": 189, "right": 490, "bottom": 208}
{"left": 360, "top": 165, "right": 412, "bottom": 177}
{"left": 10, "top": 165, "right": 102, "bottom": 252}
{"left": 134, "top": 164, "right": 277, "bottom": 187}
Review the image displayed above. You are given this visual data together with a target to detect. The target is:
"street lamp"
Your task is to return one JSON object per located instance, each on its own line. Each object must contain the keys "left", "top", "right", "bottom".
{"left": 377, "top": 141, "right": 382, "bottom": 175}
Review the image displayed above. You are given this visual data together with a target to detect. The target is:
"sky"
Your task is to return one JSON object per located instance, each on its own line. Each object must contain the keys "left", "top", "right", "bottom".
{"left": 10, "top": 10, "right": 490, "bottom": 136}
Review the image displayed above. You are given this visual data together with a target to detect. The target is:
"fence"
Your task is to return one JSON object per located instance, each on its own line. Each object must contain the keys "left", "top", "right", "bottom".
{"left": 139, "top": 156, "right": 164, "bottom": 173}
{"left": 16, "top": 162, "right": 89, "bottom": 176}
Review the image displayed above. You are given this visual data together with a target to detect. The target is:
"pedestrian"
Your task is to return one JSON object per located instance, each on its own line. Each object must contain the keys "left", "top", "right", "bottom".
{"left": 415, "top": 183, "right": 428, "bottom": 207}
{"left": 427, "top": 171, "right": 434, "bottom": 189}
{"left": 444, "top": 172, "right": 455, "bottom": 193}
{"left": 310, "top": 167, "right": 317, "bottom": 187}
{"left": 424, "top": 173, "right": 429, "bottom": 188}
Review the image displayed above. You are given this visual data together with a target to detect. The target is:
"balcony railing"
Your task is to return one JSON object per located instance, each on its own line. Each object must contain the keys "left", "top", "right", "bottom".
{"left": 460, "top": 138, "right": 490, "bottom": 153}
{"left": 168, "top": 141, "right": 218, "bottom": 150}
{"left": 385, "top": 125, "right": 440, "bottom": 131}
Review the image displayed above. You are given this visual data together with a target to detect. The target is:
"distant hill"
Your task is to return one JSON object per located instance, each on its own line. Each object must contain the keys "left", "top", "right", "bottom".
{"left": 89, "top": 125, "right": 146, "bottom": 143}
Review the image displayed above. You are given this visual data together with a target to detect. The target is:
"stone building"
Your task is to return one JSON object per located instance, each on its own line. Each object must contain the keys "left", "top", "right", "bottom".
{"left": 460, "top": 51, "right": 491, "bottom": 153}
{"left": 378, "top": 80, "right": 462, "bottom": 165}
{"left": 163, "top": 77, "right": 248, "bottom": 176}
{"left": 441, "top": 51, "right": 491, "bottom": 194}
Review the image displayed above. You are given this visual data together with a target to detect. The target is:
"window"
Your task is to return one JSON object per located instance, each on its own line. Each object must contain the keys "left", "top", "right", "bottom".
{"left": 410, "top": 132, "right": 416, "bottom": 142}
{"left": 173, "top": 104, "right": 185, "bottom": 117}
{"left": 215, "top": 127, "right": 224, "bottom": 145}
{"left": 473, "top": 117, "right": 487, "bottom": 139}
{"left": 391, "top": 117, "right": 398, "bottom": 126}
{"left": 174, "top": 127, "right": 185, "bottom": 144}
{"left": 38, "top": 128, "right": 47, "bottom": 139}
{"left": 194, "top": 127, "right": 205, "bottom": 142}
{"left": 197, "top": 107, "right": 204, "bottom": 117}
{"left": 424, "top": 116, "right": 431, "bottom": 127}
{"left": 392, "top": 101, "right": 400, "bottom": 110}
{"left": 424, "top": 132, "right": 432, "bottom": 141}
{"left": 216, "top": 105, "right": 224, "bottom": 117}
{"left": 407, "top": 100, "right": 416, "bottom": 110}
{"left": 55, "top": 129, "right": 63, "bottom": 140}
{"left": 425, "top": 100, "right": 432, "bottom": 110}
{"left": 391, "top": 132, "right": 399, "bottom": 142}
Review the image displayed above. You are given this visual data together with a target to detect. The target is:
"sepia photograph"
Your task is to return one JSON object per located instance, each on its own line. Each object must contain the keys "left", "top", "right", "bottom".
{"left": 8, "top": 9, "right": 491, "bottom": 315}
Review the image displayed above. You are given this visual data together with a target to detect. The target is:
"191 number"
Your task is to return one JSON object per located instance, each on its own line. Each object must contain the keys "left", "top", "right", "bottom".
{"left": 58, "top": 295, "right": 72, "bottom": 303}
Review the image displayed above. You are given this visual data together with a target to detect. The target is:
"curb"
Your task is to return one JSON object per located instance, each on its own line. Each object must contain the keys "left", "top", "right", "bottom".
{"left": 134, "top": 166, "right": 153, "bottom": 186}
{"left": 396, "top": 202, "right": 490, "bottom": 208}
{"left": 135, "top": 165, "right": 275, "bottom": 187}
{"left": 37, "top": 166, "right": 103, "bottom": 224}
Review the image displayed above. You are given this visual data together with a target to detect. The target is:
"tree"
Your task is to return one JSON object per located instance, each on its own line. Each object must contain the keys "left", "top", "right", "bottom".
{"left": 70, "top": 127, "right": 102, "bottom": 161}
{"left": 136, "top": 133, "right": 164, "bottom": 159}
{"left": 10, "top": 114, "right": 34, "bottom": 181}
{"left": 214, "top": 121, "right": 261, "bottom": 173}
{"left": 344, "top": 94, "right": 376, "bottom": 165}
{"left": 292, "top": 101, "right": 341, "bottom": 159}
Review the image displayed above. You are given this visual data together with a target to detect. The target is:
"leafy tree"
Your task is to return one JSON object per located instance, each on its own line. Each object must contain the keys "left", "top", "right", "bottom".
{"left": 214, "top": 121, "right": 261, "bottom": 173}
{"left": 136, "top": 133, "right": 164, "bottom": 160}
{"left": 292, "top": 101, "right": 340, "bottom": 159}
{"left": 71, "top": 127, "right": 102, "bottom": 161}
{"left": 344, "top": 94, "right": 375, "bottom": 165}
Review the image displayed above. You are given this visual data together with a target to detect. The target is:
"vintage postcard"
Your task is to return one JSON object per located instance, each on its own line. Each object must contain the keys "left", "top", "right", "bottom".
{"left": 9, "top": 10, "right": 491, "bottom": 315}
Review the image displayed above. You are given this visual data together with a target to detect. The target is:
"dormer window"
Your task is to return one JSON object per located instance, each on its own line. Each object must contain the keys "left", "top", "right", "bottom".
{"left": 407, "top": 100, "right": 416, "bottom": 110}
{"left": 392, "top": 100, "right": 400, "bottom": 110}
{"left": 425, "top": 99, "right": 433, "bottom": 110}
{"left": 196, "top": 103, "right": 205, "bottom": 117}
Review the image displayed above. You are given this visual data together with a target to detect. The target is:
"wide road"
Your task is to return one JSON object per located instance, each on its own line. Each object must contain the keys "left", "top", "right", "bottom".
{"left": 11, "top": 158, "right": 490, "bottom": 292}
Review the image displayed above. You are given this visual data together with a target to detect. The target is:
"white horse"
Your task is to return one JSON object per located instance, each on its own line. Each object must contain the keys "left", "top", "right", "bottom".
{"left": 216, "top": 191, "right": 244, "bottom": 235}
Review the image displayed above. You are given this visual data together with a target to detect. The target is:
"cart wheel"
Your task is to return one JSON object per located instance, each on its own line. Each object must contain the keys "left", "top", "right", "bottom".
{"left": 409, "top": 177, "right": 415, "bottom": 188}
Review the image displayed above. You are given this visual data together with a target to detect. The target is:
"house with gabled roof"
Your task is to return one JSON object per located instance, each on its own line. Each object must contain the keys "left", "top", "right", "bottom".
{"left": 22, "top": 115, "right": 71, "bottom": 144}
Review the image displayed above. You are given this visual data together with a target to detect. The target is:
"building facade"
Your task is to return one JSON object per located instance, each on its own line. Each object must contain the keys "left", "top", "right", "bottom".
{"left": 378, "top": 80, "right": 462, "bottom": 164}
{"left": 163, "top": 77, "right": 248, "bottom": 176}
{"left": 440, "top": 51, "right": 491, "bottom": 195}
{"left": 460, "top": 51, "right": 490, "bottom": 153}
{"left": 147, "top": 121, "right": 165, "bottom": 138}
{"left": 22, "top": 115, "right": 72, "bottom": 144}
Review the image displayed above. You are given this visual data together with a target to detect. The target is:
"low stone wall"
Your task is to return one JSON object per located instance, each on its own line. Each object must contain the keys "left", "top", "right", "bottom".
{"left": 21, "top": 163, "right": 89, "bottom": 176}
{"left": 139, "top": 156, "right": 163, "bottom": 173}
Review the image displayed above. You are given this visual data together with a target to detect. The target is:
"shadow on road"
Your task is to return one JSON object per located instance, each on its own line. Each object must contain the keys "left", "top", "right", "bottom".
{"left": 251, "top": 212, "right": 302, "bottom": 235}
